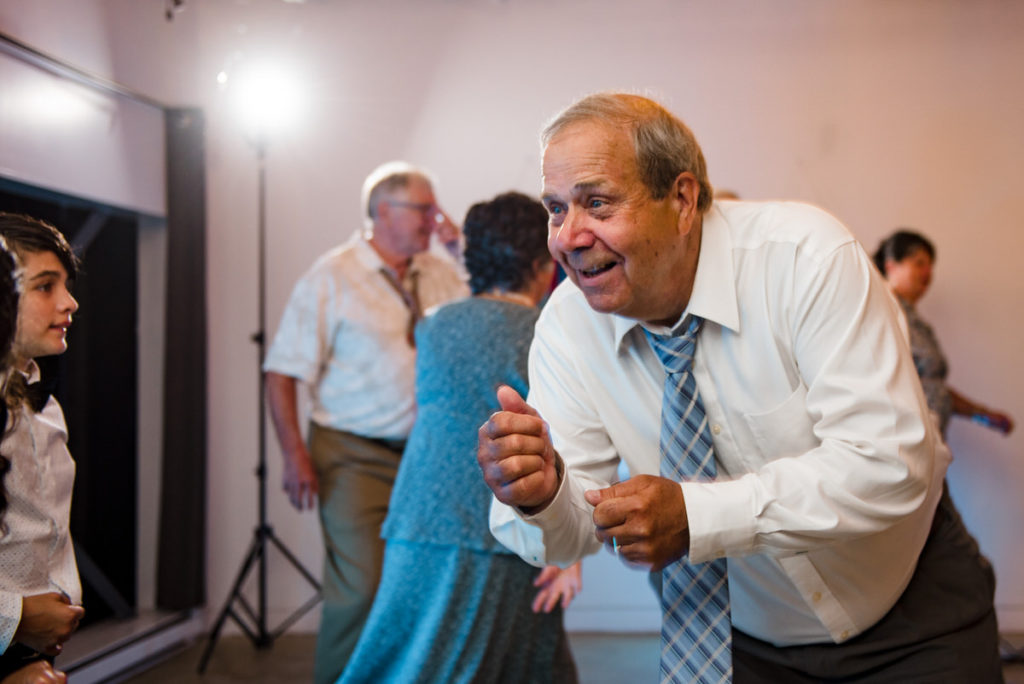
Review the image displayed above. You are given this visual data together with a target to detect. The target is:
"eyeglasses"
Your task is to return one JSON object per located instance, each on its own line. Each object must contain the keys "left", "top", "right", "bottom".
{"left": 386, "top": 200, "right": 437, "bottom": 215}
{"left": 386, "top": 200, "right": 445, "bottom": 226}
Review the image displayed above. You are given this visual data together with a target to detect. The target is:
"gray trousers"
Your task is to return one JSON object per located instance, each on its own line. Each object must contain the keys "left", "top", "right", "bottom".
{"left": 734, "top": 484, "right": 1003, "bottom": 683}
{"left": 307, "top": 424, "right": 403, "bottom": 684}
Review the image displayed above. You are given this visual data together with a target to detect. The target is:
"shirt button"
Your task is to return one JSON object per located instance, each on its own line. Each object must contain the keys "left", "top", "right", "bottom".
{"left": 840, "top": 630, "right": 850, "bottom": 640}
{"left": 812, "top": 592, "right": 822, "bottom": 603}
{"left": 714, "top": 549, "right": 725, "bottom": 558}
{"left": 711, "top": 424, "right": 722, "bottom": 435}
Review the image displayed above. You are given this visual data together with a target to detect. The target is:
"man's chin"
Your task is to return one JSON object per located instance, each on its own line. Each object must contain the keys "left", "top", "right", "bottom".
{"left": 582, "top": 291, "right": 627, "bottom": 317}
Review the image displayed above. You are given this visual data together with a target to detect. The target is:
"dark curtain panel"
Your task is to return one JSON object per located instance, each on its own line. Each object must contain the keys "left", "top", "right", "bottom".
{"left": 156, "top": 108, "right": 208, "bottom": 609}
{"left": 61, "top": 214, "right": 139, "bottom": 624}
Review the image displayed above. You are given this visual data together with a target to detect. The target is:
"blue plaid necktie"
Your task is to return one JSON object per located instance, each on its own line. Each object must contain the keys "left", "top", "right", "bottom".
{"left": 646, "top": 316, "right": 732, "bottom": 684}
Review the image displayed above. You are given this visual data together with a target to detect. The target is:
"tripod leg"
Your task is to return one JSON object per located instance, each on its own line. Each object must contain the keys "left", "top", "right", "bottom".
{"left": 197, "top": 531, "right": 264, "bottom": 673}
{"left": 266, "top": 527, "right": 322, "bottom": 590}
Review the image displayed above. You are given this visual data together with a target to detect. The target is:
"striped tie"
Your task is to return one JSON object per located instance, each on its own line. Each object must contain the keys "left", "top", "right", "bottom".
{"left": 379, "top": 267, "right": 422, "bottom": 347}
{"left": 646, "top": 316, "right": 732, "bottom": 684}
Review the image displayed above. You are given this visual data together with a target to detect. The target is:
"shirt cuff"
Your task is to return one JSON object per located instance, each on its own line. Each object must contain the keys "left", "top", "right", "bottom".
{"left": 520, "top": 466, "right": 600, "bottom": 567}
{"left": 0, "top": 591, "right": 23, "bottom": 654}
{"left": 683, "top": 475, "right": 759, "bottom": 563}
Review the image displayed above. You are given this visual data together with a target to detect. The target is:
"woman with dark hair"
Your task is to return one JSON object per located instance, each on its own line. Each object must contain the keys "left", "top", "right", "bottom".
{"left": 340, "top": 192, "right": 580, "bottom": 683}
{"left": 874, "top": 229, "right": 1013, "bottom": 436}
{"left": 0, "top": 238, "right": 20, "bottom": 528}
{"left": 0, "top": 213, "right": 83, "bottom": 683}
{"left": 0, "top": 231, "right": 69, "bottom": 684}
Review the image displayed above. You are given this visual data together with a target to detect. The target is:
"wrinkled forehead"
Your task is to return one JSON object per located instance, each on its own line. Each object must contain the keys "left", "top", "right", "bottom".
{"left": 541, "top": 121, "right": 638, "bottom": 195}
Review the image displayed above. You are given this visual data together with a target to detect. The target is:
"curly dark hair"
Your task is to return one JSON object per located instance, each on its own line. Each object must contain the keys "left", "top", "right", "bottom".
{"left": 463, "top": 192, "right": 551, "bottom": 295}
{"left": 0, "top": 239, "right": 16, "bottom": 364}
{"left": 0, "top": 237, "right": 19, "bottom": 528}
{"left": 872, "top": 229, "right": 935, "bottom": 273}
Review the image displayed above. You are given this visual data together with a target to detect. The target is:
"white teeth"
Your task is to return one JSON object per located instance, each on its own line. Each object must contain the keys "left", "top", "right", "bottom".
{"left": 581, "top": 262, "right": 614, "bottom": 277}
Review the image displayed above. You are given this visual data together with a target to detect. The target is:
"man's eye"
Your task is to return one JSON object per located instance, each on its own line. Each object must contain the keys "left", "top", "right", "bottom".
{"left": 548, "top": 205, "right": 564, "bottom": 215}
{"left": 588, "top": 198, "right": 605, "bottom": 209}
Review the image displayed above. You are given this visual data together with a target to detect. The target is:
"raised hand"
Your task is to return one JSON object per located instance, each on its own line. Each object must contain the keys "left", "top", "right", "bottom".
{"left": 477, "top": 385, "right": 561, "bottom": 512}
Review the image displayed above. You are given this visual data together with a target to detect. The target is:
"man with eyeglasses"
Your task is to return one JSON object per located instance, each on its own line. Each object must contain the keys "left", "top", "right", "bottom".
{"left": 264, "top": 161, "right": 468, "bottom": 683}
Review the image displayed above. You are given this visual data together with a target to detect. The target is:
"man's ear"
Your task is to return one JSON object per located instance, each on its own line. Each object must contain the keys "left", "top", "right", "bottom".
{"left": 374, "top": 200, "right": 390, "bottom": 222}
{"left": 673, "top": 172, "right": 700, "bottom": 235}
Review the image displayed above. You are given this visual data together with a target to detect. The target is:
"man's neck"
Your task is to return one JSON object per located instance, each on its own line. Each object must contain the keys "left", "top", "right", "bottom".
{"left": 367, "top": 236, "right": 412, "bottom": 280}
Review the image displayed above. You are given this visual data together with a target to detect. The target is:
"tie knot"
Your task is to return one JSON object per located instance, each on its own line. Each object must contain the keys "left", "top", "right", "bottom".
{"left": 645, "top": 315, "right": 702, "bottom": 375}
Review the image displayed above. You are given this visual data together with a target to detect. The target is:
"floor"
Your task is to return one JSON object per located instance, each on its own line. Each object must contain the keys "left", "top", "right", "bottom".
{"left": 113, "top": 631, "right": 1024, "bottom": 683}
{"left": 116, "top": 632, "right": 658, "bottom": 684}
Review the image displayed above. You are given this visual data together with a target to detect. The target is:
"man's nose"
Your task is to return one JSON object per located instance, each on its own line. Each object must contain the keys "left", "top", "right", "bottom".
{"left": 550, "top": 207, "right": 592, "bottom": 252}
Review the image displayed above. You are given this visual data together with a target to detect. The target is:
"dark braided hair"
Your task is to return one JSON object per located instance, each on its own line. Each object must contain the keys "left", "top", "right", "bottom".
{"left": 463, "top": 192, "right": 551, "bottom": 295}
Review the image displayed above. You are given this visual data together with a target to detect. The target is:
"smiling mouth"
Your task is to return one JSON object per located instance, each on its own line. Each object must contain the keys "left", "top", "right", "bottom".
{"left": 577, "top": 261, "right": 617, "bottom": 278}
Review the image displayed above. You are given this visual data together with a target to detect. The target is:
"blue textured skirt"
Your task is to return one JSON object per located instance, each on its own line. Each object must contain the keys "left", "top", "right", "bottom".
{"left": 339, "top": 539, "right": 576, "bottom": 683}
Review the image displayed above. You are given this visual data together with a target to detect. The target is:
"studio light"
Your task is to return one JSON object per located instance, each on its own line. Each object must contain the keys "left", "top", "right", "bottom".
{"left": 199, "top": 56, "right": 319, "bottom": 673}
{"left": 228, "top": 62, "right": 304, "bottom": 144}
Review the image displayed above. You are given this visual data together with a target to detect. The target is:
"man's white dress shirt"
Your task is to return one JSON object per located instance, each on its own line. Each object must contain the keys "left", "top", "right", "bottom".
{"left": 0, "top": 362, "right": 81, "bottom": 653}
{"left": 491, "top": 200, "right": 950, "bottom": 646}
{"left": 264, "top": 232, "right": 468, "bottom": 440}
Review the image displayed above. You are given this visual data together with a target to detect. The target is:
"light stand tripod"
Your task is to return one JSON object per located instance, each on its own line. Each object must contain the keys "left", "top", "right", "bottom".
{"left": 198, "top": 138, "right": 322, "bottom": 673}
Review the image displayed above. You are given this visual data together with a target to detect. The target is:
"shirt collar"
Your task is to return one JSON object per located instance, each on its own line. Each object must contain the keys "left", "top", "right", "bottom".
{"left": 0, "top": 359, "right": 39, "bottom": 390}
{"left": 352, "top": 231, "right": 421, "bottom": 279}
{"left": 612, "top": 202, "right": 740, "bottom": 352}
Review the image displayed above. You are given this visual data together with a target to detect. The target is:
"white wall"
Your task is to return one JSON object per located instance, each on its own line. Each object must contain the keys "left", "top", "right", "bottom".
{"left": 3, "top": 0, "right": 1023, "bottom": 633}
{"left": 0, "top": 2, "right": 166, "bottom": 215}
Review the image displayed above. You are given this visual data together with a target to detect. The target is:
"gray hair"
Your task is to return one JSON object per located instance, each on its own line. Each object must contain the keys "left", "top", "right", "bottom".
{"left": 361, "top": 161, "right": 435, "bottom": 224}
{"left": 541, "top": 93, "right": 713, "bottom": 214}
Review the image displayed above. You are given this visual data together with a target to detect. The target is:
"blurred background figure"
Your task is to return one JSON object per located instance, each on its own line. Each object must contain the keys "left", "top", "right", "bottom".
{"left": 263, "top": 162, "right": 468, "bottom": 683}
{"left": 874, "top": 229, "right": 1014, "bottom": 436}
{"left": 340, "top": 192, "right": 580, "bottom": 684}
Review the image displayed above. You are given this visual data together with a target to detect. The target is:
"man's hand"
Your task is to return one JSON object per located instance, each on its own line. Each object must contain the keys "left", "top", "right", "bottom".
{"left": 282, "top": 448, "right": 319, "bottom": 511}
{"left": 584, "top": 475, "right": 690, "bottom": 571}
{"left": 265, "top": 372, "right": 319, "bottom": 512}
{"left": 14, "top": 593, "right": 85, "bottom": 656}
{"left": 531, "top": 561, "right": 583, "bottom": 614}
{"left": 430, "top": 208, "right": 462, "bottom": 259}
{"left": 1, "top": 661, "right": 66, "bottom": 684}
{"left": 477, "top": 386, "right": 560, "bottom": 511}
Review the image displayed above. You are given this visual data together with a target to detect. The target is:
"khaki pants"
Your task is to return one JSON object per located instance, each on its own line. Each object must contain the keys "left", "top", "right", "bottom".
{"left": 307, "top": 423, "right": 403, "bottom": 684}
